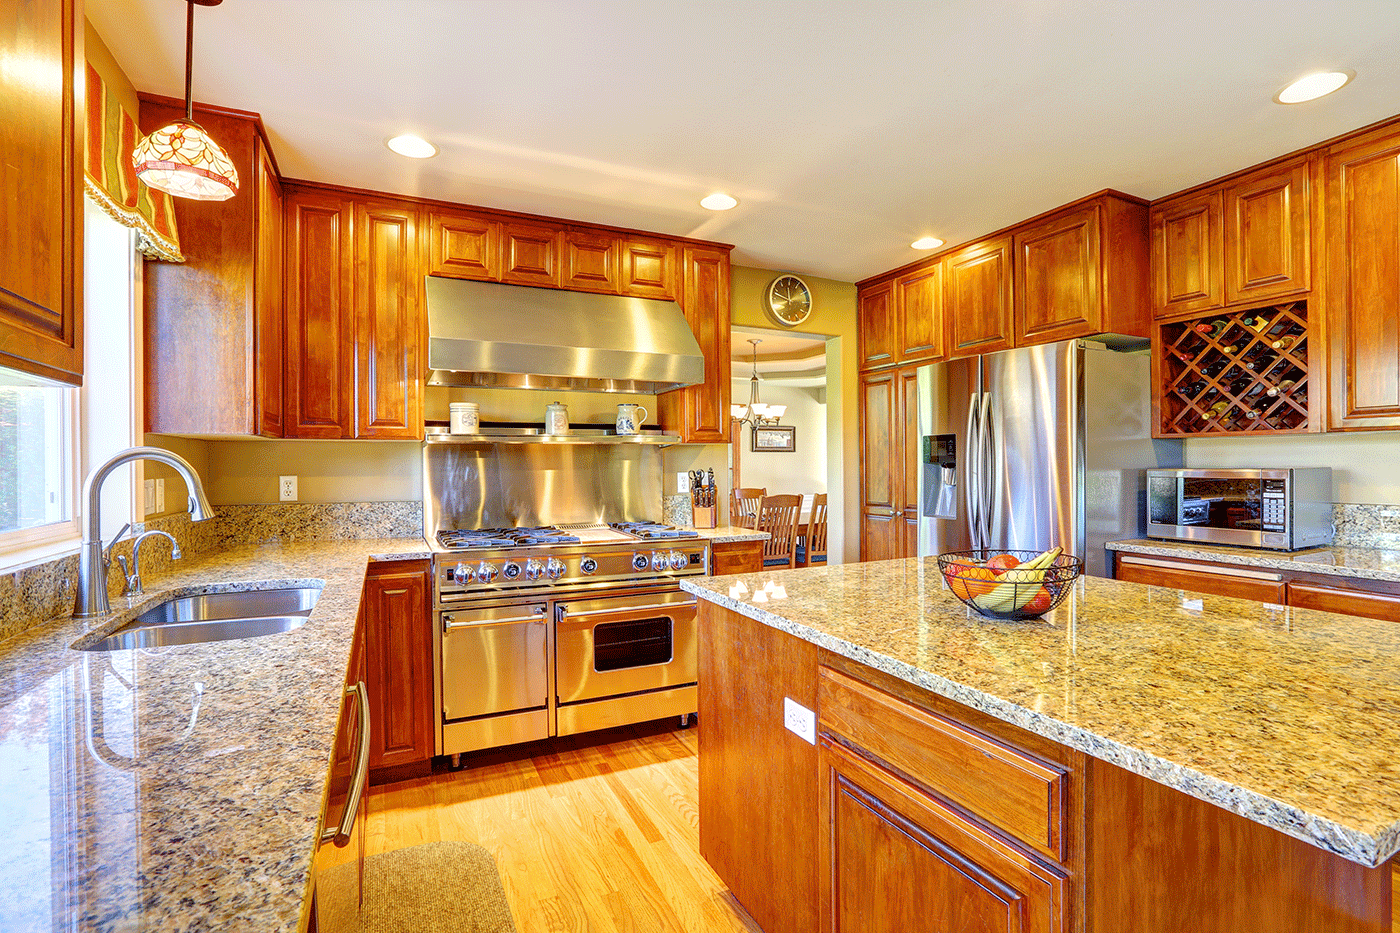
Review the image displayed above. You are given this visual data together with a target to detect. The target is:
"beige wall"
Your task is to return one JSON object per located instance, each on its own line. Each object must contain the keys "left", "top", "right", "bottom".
{"left": 1185, "top": 432, "right": 1400, "bottom": 504}
{"left": 732, "top": 380, "right": 826, "bottom": 496}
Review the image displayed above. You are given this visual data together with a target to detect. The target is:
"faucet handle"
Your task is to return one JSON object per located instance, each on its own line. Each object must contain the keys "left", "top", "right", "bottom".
{"left": 112, "top": 554, "right": 140, "bottom": 597}
{"left": 103, "top": 522, "right": 132, "bottom": 561}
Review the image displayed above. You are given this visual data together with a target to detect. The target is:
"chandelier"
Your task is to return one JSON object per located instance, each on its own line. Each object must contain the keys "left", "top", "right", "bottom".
{"left": 730, "top": 339, "right": 786, "bottom": 427}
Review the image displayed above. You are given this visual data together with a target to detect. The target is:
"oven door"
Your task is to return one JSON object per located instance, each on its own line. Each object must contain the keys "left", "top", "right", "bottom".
{"left": 555, "top": 590, "right": 698, "bottom": 704}
{"left": 440, "top": 603, "right": 549, "bottom": 721}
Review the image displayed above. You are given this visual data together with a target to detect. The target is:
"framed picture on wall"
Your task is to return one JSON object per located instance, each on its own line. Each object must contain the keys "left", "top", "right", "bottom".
{"left": 752, "top": 425, "right": 795, "bottom": 452}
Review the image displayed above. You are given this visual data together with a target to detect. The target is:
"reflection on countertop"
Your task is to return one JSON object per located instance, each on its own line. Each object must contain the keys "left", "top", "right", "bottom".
{"left": 1108, "top": 538, "right": 1400, "bottom": 582}
{"left": 0, "top": 537, "right": 427, "bottom": 933}
{"left": 683, "top": 557, "right": 1400, "bottom": 868}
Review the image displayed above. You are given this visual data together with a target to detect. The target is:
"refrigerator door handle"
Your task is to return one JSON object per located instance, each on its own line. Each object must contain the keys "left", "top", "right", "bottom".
{"left": 965, "top": 392, "right": 982, "bottom": 551}
{"left": 983, "top": 391, "right": 1003, "bottom": 549}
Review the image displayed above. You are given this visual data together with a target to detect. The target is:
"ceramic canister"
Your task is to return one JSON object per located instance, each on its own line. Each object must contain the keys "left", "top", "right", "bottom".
{"left": 449, "top": 401, "right": 480, "bottom": 434}
{"left": 545, "top": 401, "right": 570, "bottom": 435}
{"left": 615, "top": 403, "right": 647, "bottom": 436}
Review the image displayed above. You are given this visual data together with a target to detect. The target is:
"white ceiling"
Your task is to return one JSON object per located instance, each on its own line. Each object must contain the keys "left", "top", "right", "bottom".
{"left": 88, "top": 0, "right": 1400, "bottom": 283}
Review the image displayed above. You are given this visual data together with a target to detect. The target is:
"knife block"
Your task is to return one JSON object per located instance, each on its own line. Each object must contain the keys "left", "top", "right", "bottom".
{"left": 692, "top": 505, "right": 717, "bottom": 529}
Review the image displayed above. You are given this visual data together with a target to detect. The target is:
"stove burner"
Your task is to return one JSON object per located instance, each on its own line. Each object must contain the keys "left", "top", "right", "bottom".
{"left": 436, "top": 526, "right": 582, "bottom": 550}
{"left": 609, "top": 521, "right": 700, "bottom": 540}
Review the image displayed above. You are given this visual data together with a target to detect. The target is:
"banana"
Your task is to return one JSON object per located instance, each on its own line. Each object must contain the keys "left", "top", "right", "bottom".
{"left": 971, "top": 547, "right": 1063, "bottom": 613}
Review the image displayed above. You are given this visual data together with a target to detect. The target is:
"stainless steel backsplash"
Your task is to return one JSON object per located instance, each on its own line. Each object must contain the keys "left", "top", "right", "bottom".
{"left": 424, "top": 443, "right": 663, "bottom": 533}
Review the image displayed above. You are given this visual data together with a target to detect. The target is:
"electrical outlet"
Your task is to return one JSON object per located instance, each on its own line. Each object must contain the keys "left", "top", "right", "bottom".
{"left": 144, "top": 479, "right": 155, "bottom": 516}
{"left": 155, "top": 478, "right": 166, "bottom": 513}
{"left": 279, "top": 475, "right": 298, "bottom": 502}
{"left": 677, "top": 472, "right": 690, "bottom": 494}
{"left": 783, "top": 697, "right": 816, "bottom": 745}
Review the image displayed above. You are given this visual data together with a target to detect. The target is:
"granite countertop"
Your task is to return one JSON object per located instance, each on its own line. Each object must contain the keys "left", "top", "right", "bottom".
{"left": 0, "top": 537, "right": 428, "bottom": 933}
{"left": 682, "top": 559, "right": 1400, "bottom": 868}
{"left": 689, "top": 525, "right": 769, "bottom": 544}
{"left": 1108, "top": 538, "right": 1400, "bottom": 584}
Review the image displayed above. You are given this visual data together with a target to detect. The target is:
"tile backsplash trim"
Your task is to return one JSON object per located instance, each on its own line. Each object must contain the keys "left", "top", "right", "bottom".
{"left": 0, "top": 501, "right": 423, "bottom": 644}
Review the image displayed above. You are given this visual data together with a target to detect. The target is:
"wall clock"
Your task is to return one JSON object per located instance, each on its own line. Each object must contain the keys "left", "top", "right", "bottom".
{"left": 765, "top": 274, "right": 812, "bottom": 327}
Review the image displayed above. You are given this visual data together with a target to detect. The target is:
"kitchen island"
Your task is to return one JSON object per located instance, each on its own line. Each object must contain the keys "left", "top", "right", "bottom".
{"left": 682, "top": 558, "right": 1400, "bottom": 933}
{"left": 0, "top": 537, "right": 429, "bottom": 933}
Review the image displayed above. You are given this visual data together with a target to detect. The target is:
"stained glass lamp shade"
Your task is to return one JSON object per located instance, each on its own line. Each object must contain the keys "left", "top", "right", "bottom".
{"left": 132, "top": 120, "right": 239, "bottom": 201}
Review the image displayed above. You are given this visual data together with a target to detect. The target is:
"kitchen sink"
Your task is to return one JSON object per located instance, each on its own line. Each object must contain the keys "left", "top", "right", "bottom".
{"left": 79, "top": 585, "right": 321, "bottom": 652}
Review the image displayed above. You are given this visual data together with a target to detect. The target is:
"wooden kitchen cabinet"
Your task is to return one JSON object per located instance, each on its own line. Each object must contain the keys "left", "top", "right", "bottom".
{"left": 1151, "top": 189, "right": 1224, "bottom": 318}
{"left": 1287, "top": 581, "right": 1400, "bottom": 624}
{"left": 620, "top": 235, "right": 677, "bottom": 300}
{"left": 561, "top": 227, "right": 619, "bottom": 293}
{"left": 0, "top": 0, "right": 82, "bottom": 384}
{"left": 353, "top": 199, "right": 422, "bottom": 439}
{"left": 656, "top": 245, "right": 732, "bottom": 443}
{"left": 363, "top": 560, "right": 434, "bottom": 776}
{"left": 944, "top": 235, "right": 1015, "bottom": 356}
{"left": 1325, "top": 125, "right": 1400, "bottom": 430}
{"left": 500, "top": 218, "right": 562, "bottom": 287}
{"left": 428, "top": 208, "right": 501, "bottom": 282}
{"left": 857, "top": 280, "right": 896, "bottom": 371}
{"left": 285, "top": 188, "right": 356, "bottom": 438}
{"left": 896, "top": 264, "right": 944, "bottom": 364}
{"left": 1223, "top": 158, "right": 1312, "bottom": 306}
{"left": 711, "top": 539, "right": 763, "bottom": 576}
{"left": 144, "top": 101, "right": 285, "bottom": 435}
{"left": 1114, "top": 553, "right": 1287, "bottom": 603}
{"left": 859, "top": 369, "right": 899, "bottom": 561}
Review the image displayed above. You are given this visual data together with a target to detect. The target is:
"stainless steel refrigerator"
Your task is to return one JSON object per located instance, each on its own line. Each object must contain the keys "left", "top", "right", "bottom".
{"left": 914, "top": 338, "right": 1183, "bottom": 577}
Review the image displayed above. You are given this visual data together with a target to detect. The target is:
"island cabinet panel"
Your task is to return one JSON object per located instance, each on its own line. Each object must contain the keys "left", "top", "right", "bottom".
{"left": 896, "top": 264, "right": 944, "bottom": 364}
{"left": 1151, "top": 189, "right": 1224, "bottom": 318}
{"left": 820, "top": 739, "right": 1067, "bottom": 933}
{"left": 500, "top": 218, "right": 562, "bottom": 287}
{"left": 428, "top": 209, "right": 500, "bottom": 281}
{"left": 1086, "top": 757, "right": 1389, "bottom": 933}
{"left": 857, "top": 280, "right": 896, "bottom": 371}
{"left": 945, "top": 235, "right": 1015, "bottom": 356}
{"left": 1325, "top": 127, "right": 1400, "bottom": 430}
{"left": 1287, "top": 581, "right": 1400, "bottom": 624}
{"left": 697, "top": 601, "right": 819, "bottom": 933}
{"left": 363, "top": 561, "right": 433, "bottom": 776}
{"left": 710, "top": 539, "right": 763, "bottom": 576}
{"left": 1223, "top": 158, "right": 1312, "bottom": 306}
{"left": 285, "top": 189, "right": 355, "bottom": 438}
{"left": 354, "top": 200, "right": 423, "bottom": 439}
{"left": 619, "top": 235, "right": 677, "bottom": 300}
{"left": 0, "top": 0, "right": 82, "bottom": 384}
{"left": 657, "top": 245, "right": 731, "bottom": 443}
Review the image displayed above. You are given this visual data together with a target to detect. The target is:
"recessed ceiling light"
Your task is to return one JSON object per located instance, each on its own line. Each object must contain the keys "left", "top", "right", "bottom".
{"left": 700, "top": 193, "right": 738, "bottom": 211}
{"left": 386, "top": 134, "right": 438, "bottom": 158}
{"left": 1274, "top": 71, "right": 1353, "bottom": 104}
{"left": 911, "top": 237, "right": 944, "bottom": 250}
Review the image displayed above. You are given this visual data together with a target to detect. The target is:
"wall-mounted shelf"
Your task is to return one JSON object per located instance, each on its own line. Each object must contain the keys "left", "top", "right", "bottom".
{"left": 423, "top": 424, "right": 680, "bottom": 445}
{"left": 1157, "top": 301, "right": 1311, "bottom": 437}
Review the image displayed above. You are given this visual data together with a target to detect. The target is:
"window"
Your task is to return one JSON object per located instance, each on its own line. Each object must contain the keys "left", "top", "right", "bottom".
{"left": 0, "top": 373, "right": 75, "bottom": 537}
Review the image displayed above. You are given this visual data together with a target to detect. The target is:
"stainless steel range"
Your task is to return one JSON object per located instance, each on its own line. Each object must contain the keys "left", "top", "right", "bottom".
{"left": 430, "top": 516, "right": 710, "bottom": 759}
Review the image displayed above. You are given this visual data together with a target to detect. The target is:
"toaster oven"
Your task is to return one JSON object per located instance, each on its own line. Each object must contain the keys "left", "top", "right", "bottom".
{"left": 1145, "top": 468, "right": 1333, "bottom": 550}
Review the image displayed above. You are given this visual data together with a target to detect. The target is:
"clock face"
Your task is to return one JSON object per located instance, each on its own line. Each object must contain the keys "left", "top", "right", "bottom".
{"left": 767, "top": 275, "right": 812, "bottom": 327}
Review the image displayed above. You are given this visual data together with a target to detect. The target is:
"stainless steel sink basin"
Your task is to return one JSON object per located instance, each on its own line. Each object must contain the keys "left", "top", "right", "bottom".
{"left": 79, "top": 586, "right": 321, "bottom": 652}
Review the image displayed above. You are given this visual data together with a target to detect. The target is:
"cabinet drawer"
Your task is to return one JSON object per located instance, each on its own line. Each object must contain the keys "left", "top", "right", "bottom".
{"left": 1115, "top": 554, "right": 1286, "bottom": 604}
{"left": 1288, "top": 581, "right": 1400, "bottom": 624}
{"left": 817, "top": 666, "right": 1066, "bottom": 861}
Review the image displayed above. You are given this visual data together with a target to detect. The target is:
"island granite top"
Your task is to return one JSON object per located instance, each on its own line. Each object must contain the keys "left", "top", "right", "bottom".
{"left": 682, "top": 557, "right": 1400, "bottom": 868}
{"left": 0, "top": 537, "right": 428, "bottom": 933}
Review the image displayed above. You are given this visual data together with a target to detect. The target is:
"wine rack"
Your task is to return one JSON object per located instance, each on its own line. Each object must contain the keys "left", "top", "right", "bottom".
{"left": 1158, "top": 301, "right": 1311, "bottom": 436}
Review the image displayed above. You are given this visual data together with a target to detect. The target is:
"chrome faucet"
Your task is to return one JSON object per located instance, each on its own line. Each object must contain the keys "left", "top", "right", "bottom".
{"left": 73, "top": 446, "right": 216, "bottom": 619}
{"left": 113, "top": 529, "right": 182, "bottom": 598}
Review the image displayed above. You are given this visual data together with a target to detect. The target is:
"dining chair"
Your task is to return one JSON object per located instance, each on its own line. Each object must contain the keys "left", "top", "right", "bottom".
{"left": 796, "top": 493, "right": 828, "bottom": 567}
{"left": 731, "top": 487, "right": 766, "bottom": 529}
{"left": 757, "top": 494, "right": 802, "bottom": 568}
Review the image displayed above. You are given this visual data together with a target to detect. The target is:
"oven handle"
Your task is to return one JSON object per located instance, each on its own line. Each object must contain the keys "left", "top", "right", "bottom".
{"left": 557, "top": 599, "right": 696, "bottom": 621}
{"left": 442, "top": 607, "right": 547, "bottom": 631}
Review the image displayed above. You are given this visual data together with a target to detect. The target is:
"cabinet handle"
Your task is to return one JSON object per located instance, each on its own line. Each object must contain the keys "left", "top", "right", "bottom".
{"left": 321, "top": 681, "right": 371, "bottom": 846}
{"left": 443, "top": 607, "right": 547, "bottom": 630}
{"left": 557, "top": 599, "right": 696, "bottom": 620}
{"left": 1119, "top": 555, "right": 1282, "bottom": 582}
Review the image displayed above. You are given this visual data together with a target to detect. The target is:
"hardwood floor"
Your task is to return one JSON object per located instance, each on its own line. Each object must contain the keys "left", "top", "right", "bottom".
{"left": 363, "top": 723, "right": 764, "bottom": 933}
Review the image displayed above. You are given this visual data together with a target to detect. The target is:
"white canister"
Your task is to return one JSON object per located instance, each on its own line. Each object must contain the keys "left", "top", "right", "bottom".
{"left": 449, "top": 401, "right": 480, "bottom": 434}
{"left": 544, "top": 401, "right": 570, "bottom": 435}
{"left": 615, "top": 403, "right": 647, "bottom": 436}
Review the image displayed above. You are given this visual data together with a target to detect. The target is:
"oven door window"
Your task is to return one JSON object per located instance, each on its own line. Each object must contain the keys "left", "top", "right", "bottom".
{"left": 592, "top": 615, "right": 674, "bottom": 672}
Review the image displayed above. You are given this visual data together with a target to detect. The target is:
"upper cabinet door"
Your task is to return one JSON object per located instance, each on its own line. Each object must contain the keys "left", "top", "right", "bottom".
{"left": 620, "top": 236, "right": 678, "bottom": 300}
{"left": 285, "top": 191, "right": 355, "bottom": 439}
{"left": 0, "top": 0, "right": 81, "bottom": 383}
{"left": 354, "top": 200, "right": 422, "bottom": 439}
{"left": 1152, "top": 190, "right": 1224, "bottom": 317}
{"left": 671, "top": 245, "right": 732, "bottom": 443}
{"left": 858, "top": 281, "right": 896, "bottom": 370}
{"left": 429, "top": 210, "right": 501, "bottom": 281}
{"left": 1326, "top": 130, "right": 1400, "bottom": 430}
{"left": 561, "top": 228, "right": 619, "bottom": 294}
{"left": 500, "top": 219, "right": 562, "bottom": 287}
{"left": 945, "top": 236, "right": 1014, "bottom": 356}
{"left": 1015, "top": 204, "right": 1102, "bottom": 344}
{"left": 1224, "top": 159, "right": 1311, "bottom": 306}
{"left": 896, "top": 265, "right": 944, "bottom": 364}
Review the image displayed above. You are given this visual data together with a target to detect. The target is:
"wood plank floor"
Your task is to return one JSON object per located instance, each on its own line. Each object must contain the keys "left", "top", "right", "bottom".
{"left": 363, "top": 724, "right": 764, "bottom": 933}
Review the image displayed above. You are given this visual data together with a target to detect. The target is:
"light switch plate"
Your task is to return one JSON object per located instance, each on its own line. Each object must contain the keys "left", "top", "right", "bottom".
{"left": 143, "top": 479, "right": 155, "bottom": 516}
{"left": 783, "top": 697, "right": 816, "bottom": 745}
{"left": 155, "top": 478, "right": 165, "bottom": 513}
{"left": 279, "top": 475, "right": 298, "bottom": 502}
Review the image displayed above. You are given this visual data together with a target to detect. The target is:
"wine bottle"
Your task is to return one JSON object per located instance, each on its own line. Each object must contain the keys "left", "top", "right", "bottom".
{"left": 1205, "top": 400, "right": 1230, "bottom": 419}
{"left": 1170, "top": 349, "right": 1195, "bottom": 365}
{"left": 1201, "top": 358, "right": 1228, "bottom": 378}
{"left": 1176, "top": 380, "right": 1206, "bottom": 399}
{"left": 1265, "top": 379, "right": 1297, "bottom": 397}
{"left": 1240, "top": 314, "right": 1271, "bottom": 332}
{"left": 1226, "top": 376, "right": 1256, "bottom": 396}
{"left": 1194, "top": 320, "right": 1228, "bottom": 338}
{"left": 1271, "top": 334, "right": 1298, "bottom": 350}
{"left": 1244, "top": 408, "right": 1262, "bottom": 420}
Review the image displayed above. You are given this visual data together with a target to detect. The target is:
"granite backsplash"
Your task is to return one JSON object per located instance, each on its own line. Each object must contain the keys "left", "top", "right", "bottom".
{"left": 1333, "top": 503, "right": 1400, "bottom": 549}
{"left": 0, "top": 501, "right": 423, "bottom": 644}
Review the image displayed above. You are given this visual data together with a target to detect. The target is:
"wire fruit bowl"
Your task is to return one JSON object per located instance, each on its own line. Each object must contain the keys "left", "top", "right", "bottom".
{"left": 936, "top": 549, "right": 1083, "bottom": 620}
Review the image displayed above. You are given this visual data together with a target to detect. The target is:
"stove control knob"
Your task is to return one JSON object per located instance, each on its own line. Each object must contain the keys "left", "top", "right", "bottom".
{"left": 524, "top": 559, "right": 544, "bottom": 582}
{"left": 632, "top": 553, "right": 649, "bottom": 572}
{"left": 545, "top": 557, "right": 567, "bottom": 581}
{"left": 502, "top": 561, "right": 522, "bottom": 580}
{"left": 669, "top": 550, "right": 688, "bottom": 571}
{"left": 580, "top": 556, "right": 598, "bottom": 575}
{"left": 452, "top": 561, "right": 474, "bottom": 585}
{"left": 476, "top": 561, "right": 499, "bottom": 584}
{"left": 651, "top": 551, "right": 666, "bottom": 572}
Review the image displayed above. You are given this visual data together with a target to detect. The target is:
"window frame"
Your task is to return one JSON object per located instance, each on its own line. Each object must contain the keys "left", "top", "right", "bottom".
{"left": 0, "top": 383, "right": 83, "bottom": 568}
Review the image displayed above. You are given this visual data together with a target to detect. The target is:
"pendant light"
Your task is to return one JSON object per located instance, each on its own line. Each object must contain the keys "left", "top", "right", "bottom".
{"left": 730, "top": 339, "right": 786, "bottom": 427}
{"left": 132, "top": 0, "right": 239, "bottom": 201}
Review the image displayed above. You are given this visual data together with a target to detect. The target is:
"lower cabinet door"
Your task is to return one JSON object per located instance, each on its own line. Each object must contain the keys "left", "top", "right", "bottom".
{"left": 861, "top": 511, "right": 900, "bottom": 562}
{"left": 1287, "top": 581, "right": 1400, "bottom": 624}
{"left": 820, "top": 737, "right": 1067, "bottom": 933}
{"left": 1114, "top": 555, "right": 1287, "bottom": 604}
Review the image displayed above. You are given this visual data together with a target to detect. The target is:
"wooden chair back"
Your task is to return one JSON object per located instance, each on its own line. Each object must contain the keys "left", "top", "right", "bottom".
{"left": 801, "top": 493, "right": 828, "bottom": 566}
{"left": 758, "top": 494, "right": 802, "bottom": 568}
{"left": 731, "top": 487, "right": 766, "bottom": 529}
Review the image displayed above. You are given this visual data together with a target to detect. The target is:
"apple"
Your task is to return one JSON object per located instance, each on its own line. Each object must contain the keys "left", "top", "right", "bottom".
{"left": 986, "top": 553, "right": 1021, "bottom": 574}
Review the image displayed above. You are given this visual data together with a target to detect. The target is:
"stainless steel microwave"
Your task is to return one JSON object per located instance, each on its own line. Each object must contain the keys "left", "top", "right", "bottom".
{"left": 1145, "top": 468, "right": 1334, "bottom": 551}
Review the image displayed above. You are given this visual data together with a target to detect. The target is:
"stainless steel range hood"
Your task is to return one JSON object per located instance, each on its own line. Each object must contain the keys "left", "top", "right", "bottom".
{"left": 426, "top": 277, "right": 704, "bottom": 394}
